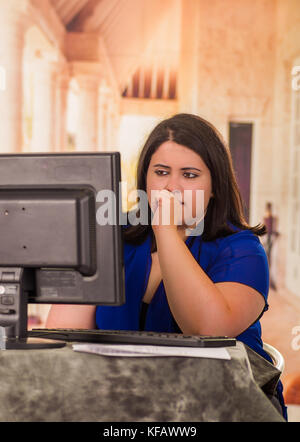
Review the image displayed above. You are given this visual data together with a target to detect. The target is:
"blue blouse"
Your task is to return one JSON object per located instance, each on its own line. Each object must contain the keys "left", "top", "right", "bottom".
{"left": 96, "top": 229, "right": 269, "bottom": 357}
{"left": 96, "top": 228, "right": 287, "bottom": 419}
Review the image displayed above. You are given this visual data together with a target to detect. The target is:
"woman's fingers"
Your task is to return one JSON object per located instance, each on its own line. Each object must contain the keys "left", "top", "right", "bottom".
{"left": 152, "top": 190, "right": 183, "bottom": 227}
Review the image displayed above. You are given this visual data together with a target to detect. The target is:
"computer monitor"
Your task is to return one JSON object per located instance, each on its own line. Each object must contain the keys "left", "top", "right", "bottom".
{"left": 0, "top": 152, "right": 125, "bottom": 349}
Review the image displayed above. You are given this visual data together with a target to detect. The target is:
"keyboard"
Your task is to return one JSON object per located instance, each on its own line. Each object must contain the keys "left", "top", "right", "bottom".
{"left": 28, "top": 328, "right": 236, "bottom": 348}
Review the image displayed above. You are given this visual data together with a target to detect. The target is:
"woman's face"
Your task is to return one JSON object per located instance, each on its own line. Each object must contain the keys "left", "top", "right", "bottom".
{"left": 146, "top": 141, "right": 213, "bottom": 227}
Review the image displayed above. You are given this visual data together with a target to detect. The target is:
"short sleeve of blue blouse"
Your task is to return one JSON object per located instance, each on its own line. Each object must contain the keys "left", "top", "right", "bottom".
{"left": 201, "top": 230, "right": 269, "bottom": 311}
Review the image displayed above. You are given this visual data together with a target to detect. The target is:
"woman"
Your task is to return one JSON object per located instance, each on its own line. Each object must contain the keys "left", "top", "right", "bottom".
{"left": 46, "top": 113, "right": 286, "bottom": 418}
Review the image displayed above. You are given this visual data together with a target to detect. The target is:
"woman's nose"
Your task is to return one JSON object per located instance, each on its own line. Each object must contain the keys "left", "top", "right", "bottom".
{"left": 164, "top": 175, "right": 181, "bottom": 193}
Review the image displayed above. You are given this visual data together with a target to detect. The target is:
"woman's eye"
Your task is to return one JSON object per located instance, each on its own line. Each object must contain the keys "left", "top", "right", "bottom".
{"left": 155, "top": 170, "right": 168, "bottom": 176}
{"left": 183, "top": 172, "right": 198, "bottom": 179}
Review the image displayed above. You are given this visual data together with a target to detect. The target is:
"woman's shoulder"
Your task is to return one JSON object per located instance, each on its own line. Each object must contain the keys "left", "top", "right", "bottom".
{"left": 219, "top": 228, "right": 261, "bottom": 245}
{"left": 204, "top": 228, "right": 265, "bottom": 260}
{"left": 202, "top": 228, "right": 269, "bottom": 297}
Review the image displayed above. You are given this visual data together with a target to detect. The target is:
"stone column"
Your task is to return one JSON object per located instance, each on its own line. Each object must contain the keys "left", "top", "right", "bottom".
{"left": 75, "top": 73, "right": 100, "bottom": 151}
{"left": 54, "top": 68, "right": 70, "bottom": 151}
{"left": 177, "top": 0, "right": 200, "bottom": 113}
{"left": 31, "top": 54, "right": 57, "bottom": 152}
{"left": 108, "top": 104, "right": 119, "bottom": 149}
{"left": 101, "top": 86, "right": 117, "bottom": 150}
{"left": 0, "top": 0, "right": 31, "bottom": 152}
{"left": 104, "top": 87, "right": 113, "bottom": 150}
{"left": 97, "top": 83, "right": 107, "bottom": 151}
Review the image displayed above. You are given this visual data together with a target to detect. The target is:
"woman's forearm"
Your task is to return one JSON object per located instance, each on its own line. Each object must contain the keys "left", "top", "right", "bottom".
{"left": 154, "top": 228, "right": 235, "bottom": 336}
{"left": 46, "top": 305, "right": 97, "bottom": 329}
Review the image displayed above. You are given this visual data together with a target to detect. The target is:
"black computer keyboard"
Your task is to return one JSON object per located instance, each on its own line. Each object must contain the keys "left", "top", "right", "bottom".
{"left": 28, "top": 328, "right": 236, "bottom": 348}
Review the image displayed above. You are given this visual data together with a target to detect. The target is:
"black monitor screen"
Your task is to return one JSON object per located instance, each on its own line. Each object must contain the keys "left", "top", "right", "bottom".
{"left": 0, "top": 152, "right": 125, "bottom": 348}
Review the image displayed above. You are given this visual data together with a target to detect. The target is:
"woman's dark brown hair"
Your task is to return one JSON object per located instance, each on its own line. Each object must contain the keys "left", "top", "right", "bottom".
{"left": 123, "top": 113, "right": 266, "bottom": 245}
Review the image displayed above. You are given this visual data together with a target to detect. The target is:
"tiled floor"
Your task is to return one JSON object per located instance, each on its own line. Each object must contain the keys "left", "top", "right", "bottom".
{"left": 260, "top": 287, "right": 300, "bottom": 421}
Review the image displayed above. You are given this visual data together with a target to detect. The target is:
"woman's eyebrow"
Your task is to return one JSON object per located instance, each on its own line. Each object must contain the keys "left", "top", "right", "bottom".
{"left": 153, "top": 163, "right": 170, "bottom": 168}
{"left": 181, "top": 167, "right": 202, "bottom": 172}
{"left": 153, "top": 164, "right": 201, "bottom": 172}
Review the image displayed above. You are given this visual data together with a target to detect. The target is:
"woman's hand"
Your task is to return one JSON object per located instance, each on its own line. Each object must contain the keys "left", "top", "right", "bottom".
{"left": 151, "top": 189, "right": 183, "bottom": 233}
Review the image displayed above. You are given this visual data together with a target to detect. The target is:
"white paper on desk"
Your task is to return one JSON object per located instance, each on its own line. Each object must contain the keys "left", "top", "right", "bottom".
{"left": 72, "top": 343, "right": 231, "bottom": 360}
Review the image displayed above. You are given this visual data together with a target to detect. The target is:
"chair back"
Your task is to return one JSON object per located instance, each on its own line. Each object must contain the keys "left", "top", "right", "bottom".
{"left": 263, "top": 342, "right": 285, "bottom": 372}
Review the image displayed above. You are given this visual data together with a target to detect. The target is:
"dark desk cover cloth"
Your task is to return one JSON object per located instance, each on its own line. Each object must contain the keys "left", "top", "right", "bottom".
{"left": 0, "top": 342, "right": 284, "bottom": 422}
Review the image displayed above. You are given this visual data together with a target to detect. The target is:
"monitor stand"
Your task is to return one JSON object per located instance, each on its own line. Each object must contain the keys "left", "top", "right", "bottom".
{"left": 0, "top": 267, "right": 65, "bottom": 350}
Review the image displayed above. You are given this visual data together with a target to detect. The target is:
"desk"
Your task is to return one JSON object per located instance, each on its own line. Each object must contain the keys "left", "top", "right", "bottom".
{"left": 0, "top": 341, "right": 284, "bottom": 422}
